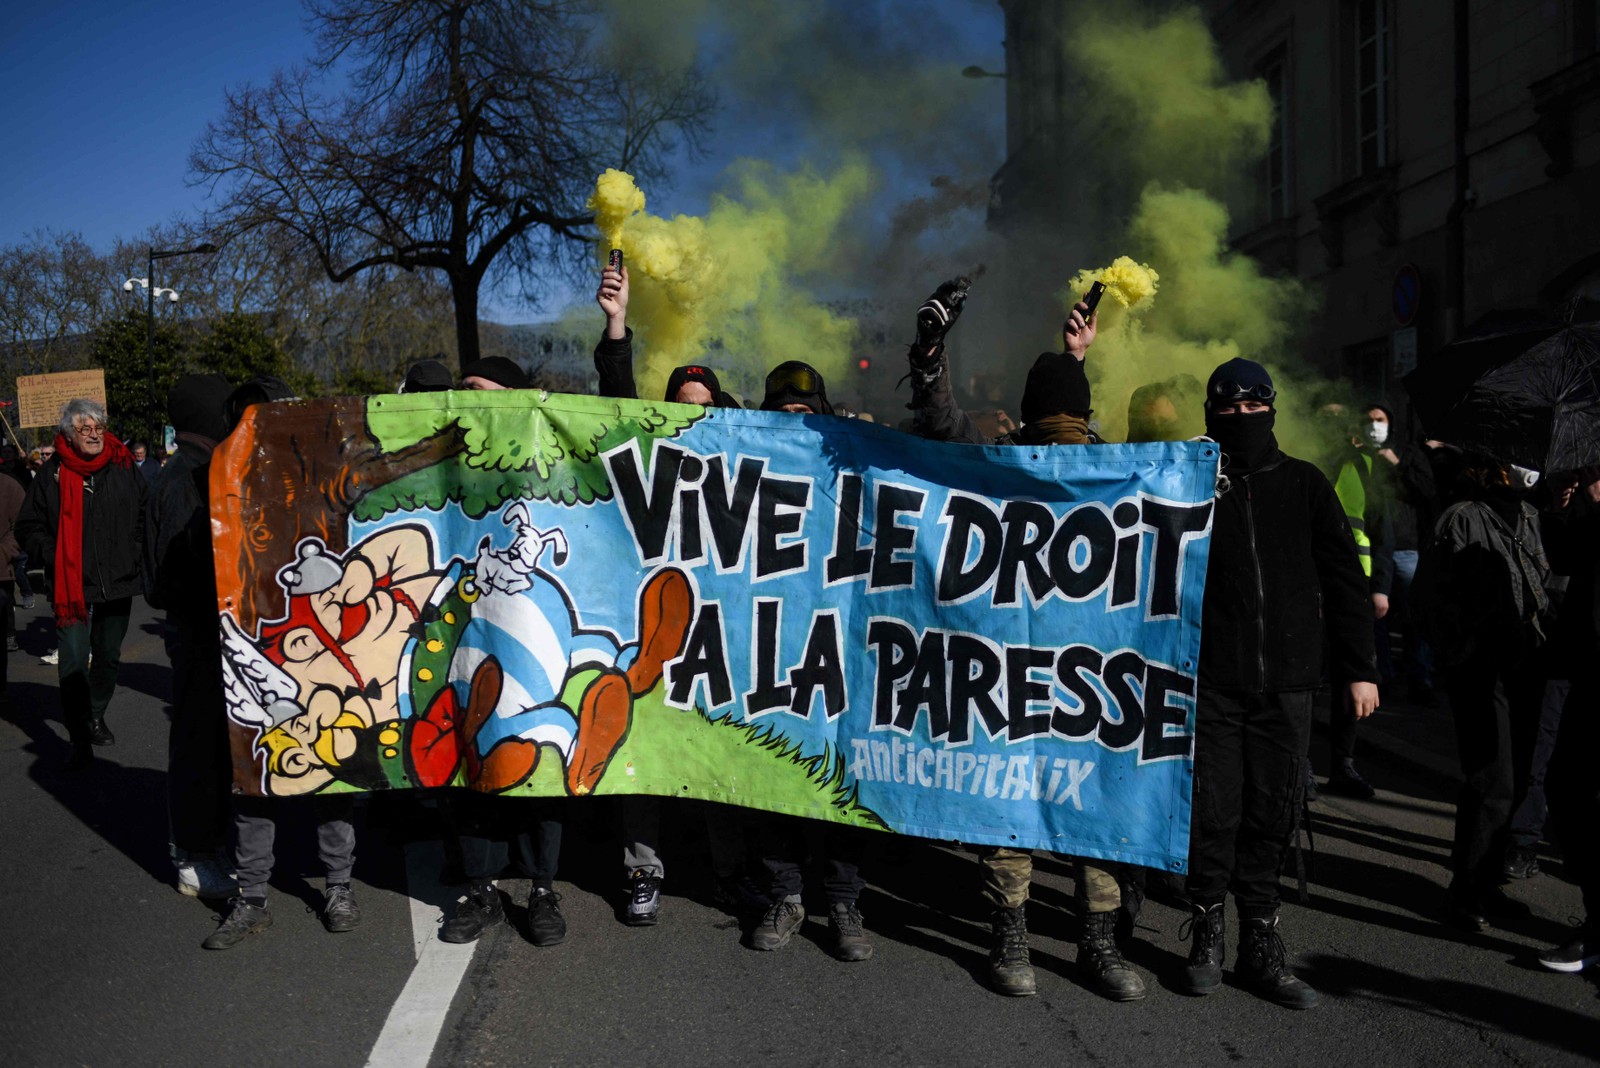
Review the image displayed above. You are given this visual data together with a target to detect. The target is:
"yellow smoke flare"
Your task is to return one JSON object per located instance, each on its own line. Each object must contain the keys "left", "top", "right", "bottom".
{"left": 1069, "top": 256, "right": 1160, "bottom": 311}
{"left": 585, "top": 161, "right": 876, "bottom": 395}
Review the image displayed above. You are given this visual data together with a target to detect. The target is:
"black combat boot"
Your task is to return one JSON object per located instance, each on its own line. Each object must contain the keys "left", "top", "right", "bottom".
{"left": 1078, "top": 910, "right": 1147, "bottom": 1001}
{"left": 989, "top": 906, "right": 1037, "bottom": 996}
{"left": 1181, "top": 901, "right": 1225, "bottom": 995}
{"left": 1236, "top": 913, "right": 1319, "bottom": 1009}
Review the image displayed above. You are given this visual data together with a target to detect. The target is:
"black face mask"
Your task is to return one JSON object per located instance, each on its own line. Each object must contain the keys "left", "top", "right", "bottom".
{"left": 1205, "top": 408, "right": 1278, "bottom": 471}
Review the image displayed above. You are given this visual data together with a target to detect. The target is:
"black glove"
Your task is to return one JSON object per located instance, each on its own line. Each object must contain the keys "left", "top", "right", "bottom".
{"left": 915, "top": 277, "right": 972, "bottom": 349}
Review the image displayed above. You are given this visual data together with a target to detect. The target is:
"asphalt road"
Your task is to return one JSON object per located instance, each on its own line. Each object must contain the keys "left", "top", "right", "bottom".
{"left": 1, "top": 598, "right": 1596, "bottom": 1067}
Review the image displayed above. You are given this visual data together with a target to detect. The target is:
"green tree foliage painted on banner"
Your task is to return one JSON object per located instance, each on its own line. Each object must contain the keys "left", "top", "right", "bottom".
{"left": 357, "top": 392, "right": 701, "bottom": 522}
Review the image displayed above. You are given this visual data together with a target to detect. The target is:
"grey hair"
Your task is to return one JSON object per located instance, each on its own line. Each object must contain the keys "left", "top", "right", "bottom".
{"left": 58, "top": 398, "right": 108, "bottom": 435}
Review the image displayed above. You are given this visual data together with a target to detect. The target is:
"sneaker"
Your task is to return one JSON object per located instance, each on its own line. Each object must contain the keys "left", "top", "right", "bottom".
{"left": 89, "top": 720, "right": 115, "bottom": 747}
{"left": 1236, "top": 914, "right": 1319, "bottom": 1009}
{"left": 203, "top": 898, "right": 273, "bottom": 950}
{"left": 1502, "top": 846, "right": 1541, "bottom": 880}
{"left": 988, "top": 906, "right": 1037, "bottom": 996}
{"left": 39, "top": 649, "right": 58, "bottom": 666}
{"left": 20, "top": 596, "right": 35, "bottom": 611}
{"left": 441, "top": 883, "right": 504, "bottom": 944}
{"left": 1538, "top": 922, "right": 1598, "bottom": 973}
{"left": 1323, "top": 764, "right": 1376, "bottom": 799}
{"left": 177, "top": 857, "right": 237, "bottom": 899}
{"left": 828, "top": 901, "right": 872, "bottom": 962}
{"left": 322, "top": 883, "right": 362, "bottom": 933}
{"left": 4, "top": 638, "right": 16, "bottom": 653}
{"left": 528, "top": 887, "right": 567, "bottom": 947}
{"left": 749, "top": 899, "right": 805, "bottom": 951}
{"left": 625, "top": 870, "right": 662, "bottom": 927}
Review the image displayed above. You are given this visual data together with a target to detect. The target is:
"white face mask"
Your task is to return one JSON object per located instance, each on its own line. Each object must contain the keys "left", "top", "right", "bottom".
{"left": 1364, "top": 420, "right": 1389, "bottom": 446}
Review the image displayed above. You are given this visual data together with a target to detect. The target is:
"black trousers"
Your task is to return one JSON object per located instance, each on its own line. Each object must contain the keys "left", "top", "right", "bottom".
{"left": 1547, "top": 676, "right": 1598, "bottom": 918}
{"left": 1509, "top": 677, "right": 1567, "bottom": 848}
{"left": 759, "top": 814, "right": 866, "bottom": 905}
{"left": 1442, "top": 661, "right": 1542, "bottom": 892}
{"left": 449, "top": 792, "right": 562, "bottom": 890}
{"left": 167, "top": 618, "right": 233, "bottom": 855}
{"left": 1187, "top": 687, "right": 1311, "bottom": 916}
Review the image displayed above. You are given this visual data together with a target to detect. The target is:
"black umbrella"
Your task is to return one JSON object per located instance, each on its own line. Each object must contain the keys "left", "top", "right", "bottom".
{"left": 1403, "top": 312, "right": 1600, "bottom": 473}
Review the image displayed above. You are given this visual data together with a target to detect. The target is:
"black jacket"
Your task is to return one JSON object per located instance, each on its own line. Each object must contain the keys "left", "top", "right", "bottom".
{"left": 144, "top": 439, "right": 218, "bottom": 623}
{"left": 594, "top": 328, "right": 639, "bottom": 400}
{"left": 1201, "top": 451, "right": 1378, "bottom": 692}
{"left": 15, "top": 455, "right": 147, "bottom": 604}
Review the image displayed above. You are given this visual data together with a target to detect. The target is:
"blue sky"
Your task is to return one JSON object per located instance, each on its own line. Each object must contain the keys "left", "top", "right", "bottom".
{"left": 1, "top": 1, "right": 1006, "bottom": 320}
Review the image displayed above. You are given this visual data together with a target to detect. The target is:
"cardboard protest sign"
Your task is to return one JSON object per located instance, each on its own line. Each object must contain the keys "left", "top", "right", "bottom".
{"left": 212, "top": 392, "right": 1217, "bottom": 870}
{"left": 17, "top": 370, "right": 107, "bottom": 429}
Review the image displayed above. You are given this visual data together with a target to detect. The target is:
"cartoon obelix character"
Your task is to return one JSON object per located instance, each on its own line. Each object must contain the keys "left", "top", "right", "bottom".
{"left": 221, "top": 525, "right": 446, "bottom": 795}
{"left": 404, "top": 503, "right": 694, "bottom": 795}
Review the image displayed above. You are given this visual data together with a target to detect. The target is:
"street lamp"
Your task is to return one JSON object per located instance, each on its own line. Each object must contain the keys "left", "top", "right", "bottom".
{"left": 123, "top": 242, "right": 217, "bottom": 445}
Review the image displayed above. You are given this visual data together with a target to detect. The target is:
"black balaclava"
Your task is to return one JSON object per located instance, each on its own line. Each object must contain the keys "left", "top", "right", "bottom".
{"left": 1204, "top": 358, "right": 1280, "bottom": 472}
{"left": 761, "top": 360, "right": 832, "bottom": 414}
{"left": 167, "top": 374, "right": 235, "bottom": 445}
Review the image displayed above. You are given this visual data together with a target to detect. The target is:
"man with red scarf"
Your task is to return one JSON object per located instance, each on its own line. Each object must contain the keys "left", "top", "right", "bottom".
{"left": 17, "top": 398, "right": 147, "bottom": 770}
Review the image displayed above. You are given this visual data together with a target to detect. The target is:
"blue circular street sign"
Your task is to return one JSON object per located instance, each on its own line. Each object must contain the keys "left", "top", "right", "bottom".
{"left": 1393, "top": 263, "right": 1421, "bottom": 326}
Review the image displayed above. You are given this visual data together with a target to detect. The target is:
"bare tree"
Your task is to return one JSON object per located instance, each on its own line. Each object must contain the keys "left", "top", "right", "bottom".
{"left": 0, "top": 231, "right": 118, "bottom": 376}
{"left": 191, "top": 0, "right": 713, "bottom": 370}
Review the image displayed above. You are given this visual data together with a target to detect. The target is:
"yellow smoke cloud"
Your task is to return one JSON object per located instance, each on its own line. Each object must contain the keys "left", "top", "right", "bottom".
{"left": 1074, "top": 185, "right": 1320, "bottom": 447}
{"left": 1068, "top": 7, "right": 1273, "bottom": 192}
{"left": 586, "top": 161, "right": 876, "bottom": 396}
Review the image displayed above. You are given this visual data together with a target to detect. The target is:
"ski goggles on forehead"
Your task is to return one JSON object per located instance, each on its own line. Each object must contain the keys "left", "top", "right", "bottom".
{"left": 766, "top": 365, "right": 821, "bottom": 395}
{"left": 1209, "top": 380, "right": 1276, "bottom": 403}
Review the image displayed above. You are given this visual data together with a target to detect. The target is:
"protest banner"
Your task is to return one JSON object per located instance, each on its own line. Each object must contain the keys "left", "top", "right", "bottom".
{"left": 212, "top": 392, "right": 1218, "bottom": 870}
{"left": 17, "top": 369, "right": 108, "bottom": 429}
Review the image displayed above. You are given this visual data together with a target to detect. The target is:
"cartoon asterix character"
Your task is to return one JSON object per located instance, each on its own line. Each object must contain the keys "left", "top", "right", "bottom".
{"left": 221, "top": 524, "right": 446, "bottom": 795}
{"left": 223, "top": 506, "right": 694, "bottom": 798}
{"left": 403, "top": 503, "right": 693, "bottom": 796}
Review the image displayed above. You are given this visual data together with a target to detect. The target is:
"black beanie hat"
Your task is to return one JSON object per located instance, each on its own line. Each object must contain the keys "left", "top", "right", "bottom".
{"left": 226, "top": 375, "right": 296, "bottom": 432}
{"left": 1019, "top": 353, "right": 1092, "bottom": 425}
{"left": 460, "top": 355, "right": 531, "bottom": 390}
{"left": 167, "top": 374, "right": 235, "bottom": 443}
{"left": 761, "top": 360, "right": 832, "bottom": 415}
{"left": 401, "top": 358, "right": 453, "bottom": 394}
{"left": 1205, "top": 357, "right": 1275, "bottom": 409}
{"left": 664, "top": 364, "right": 724, "bottom": 405}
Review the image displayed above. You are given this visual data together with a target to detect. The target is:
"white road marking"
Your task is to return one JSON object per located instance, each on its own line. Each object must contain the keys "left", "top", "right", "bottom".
{"left": 364, "top": 840, "right": 478, "bottom": 1068}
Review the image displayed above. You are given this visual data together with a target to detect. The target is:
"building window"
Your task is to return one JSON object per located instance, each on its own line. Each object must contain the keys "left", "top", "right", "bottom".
{"left": 1355, "top": 0, "right": 1392, "bottom": 173}
{"left": 1261, "top": 52, "right": 1289, "bottom": 219}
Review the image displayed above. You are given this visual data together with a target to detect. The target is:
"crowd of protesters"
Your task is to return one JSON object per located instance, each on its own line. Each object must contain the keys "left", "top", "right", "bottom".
{"left": 1, "top": 261, "right": 1594, "bottom": 999}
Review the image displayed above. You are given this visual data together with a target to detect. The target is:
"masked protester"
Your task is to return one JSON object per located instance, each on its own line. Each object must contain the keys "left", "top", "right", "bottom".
{"left": 16, "top": 398, "right": 148, "bottom": 770}
{"left": 576, "top": 255, "right": 752, "bottom": 933}
{"left": 146, "top": 374, "right": 239, "bottom": 900}
{"left": 1539, "top": 466, "right": 1600, "bottom": 973}
{"left": 1318, "top": 404, "right": 1398, "bottom": 799}
{"left": 593, "top": 259, "right": 741, "bottom": 408}
{"left": 1182, "top": 358, "right": 1378, "bottom": 1010}
{"left": 195, "top": 376, "right": 365, "bottom": 950}
{"left": 1415, "top": 457, "right": 1554, "bottom": 933}
{"left": 903, "top": 278, "right": 1151, "bottom": 1002}
{"left": 741, "top": 355, "right": 877, "bottom": 962}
